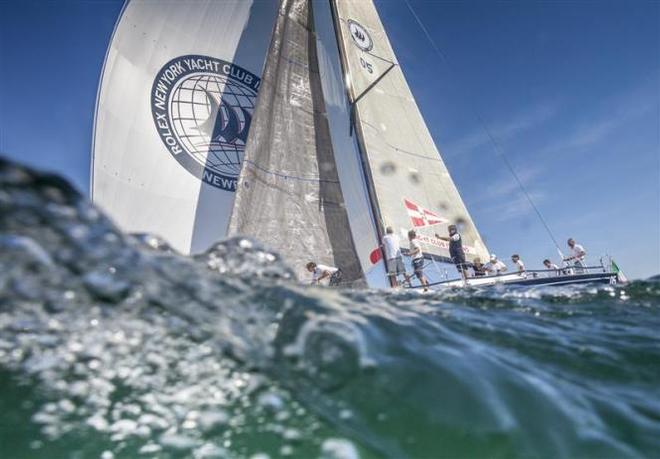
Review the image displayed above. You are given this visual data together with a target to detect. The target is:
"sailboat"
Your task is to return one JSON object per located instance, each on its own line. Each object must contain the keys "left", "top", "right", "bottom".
{"left": 91, "top": 0, "right": 620, "bottom": 289}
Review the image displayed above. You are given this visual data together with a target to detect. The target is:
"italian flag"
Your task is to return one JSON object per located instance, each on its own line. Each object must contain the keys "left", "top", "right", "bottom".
{"left": 611, "top": 259, "right": 628, "bottom": 283}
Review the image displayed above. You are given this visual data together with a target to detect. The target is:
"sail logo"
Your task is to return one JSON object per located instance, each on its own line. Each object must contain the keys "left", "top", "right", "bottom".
{"left": 150, "top": 55, "right": 260, "bottom": 191}
{"left": 404, "top": 198, "right": 448, "bottom": 228}
{"left": 347, "top": 20, "right": 373, "bottom": 52}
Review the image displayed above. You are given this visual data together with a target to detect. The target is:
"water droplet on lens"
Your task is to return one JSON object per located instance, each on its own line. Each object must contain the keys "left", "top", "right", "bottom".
{"left": 380, "top": 162, "right": 396, "bottom": 175}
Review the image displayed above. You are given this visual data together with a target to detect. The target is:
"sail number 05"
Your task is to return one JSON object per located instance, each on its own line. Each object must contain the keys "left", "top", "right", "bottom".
{"left": 359, "top": 57, "right": 373, "bottom": 74}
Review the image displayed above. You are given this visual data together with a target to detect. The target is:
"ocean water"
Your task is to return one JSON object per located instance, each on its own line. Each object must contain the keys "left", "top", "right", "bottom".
{"left": 1, "top": 156, "right": 659, "bottom": 459}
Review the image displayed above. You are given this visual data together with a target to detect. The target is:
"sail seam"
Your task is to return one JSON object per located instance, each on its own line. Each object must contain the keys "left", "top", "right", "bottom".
{"left": 360, "top": 120, "right": 446, "bottom": 162}
{"left": 242, "top": 160, "right": 340, "bottom": 184}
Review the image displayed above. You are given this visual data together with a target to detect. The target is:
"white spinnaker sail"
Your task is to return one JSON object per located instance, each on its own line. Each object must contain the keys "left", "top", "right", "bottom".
{"left": 92, "top": 0, "right": 278, "bottom": 254}
{"left": 331, "top": 0, "right": 489, "bottom": 263}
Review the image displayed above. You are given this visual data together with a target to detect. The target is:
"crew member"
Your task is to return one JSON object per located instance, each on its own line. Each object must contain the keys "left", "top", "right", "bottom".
{"left": 306, "top": 262, "right": 342, "bottom": 287}
{"left": 484, "top": 254, "right": 507, "bottom": 276}
{"left": 435, "top": 224, "right": 467, "bottom": 279}
{"left": 408, "top": 230, "right": 429, "bottom": 291}
{"left": 563, "top": 238, "right": 587, "bottom": 271}
{"left": 543, "top": 259, "right": 560, "bottom": 276}
{"left": 382, "top": 226, "right": 406, "bottom": 287}
{"left": 471, "top": 257, "right": 487, "bottom": 277}
{"left": 511, "top": 254, "right": 525, "bottom": 273}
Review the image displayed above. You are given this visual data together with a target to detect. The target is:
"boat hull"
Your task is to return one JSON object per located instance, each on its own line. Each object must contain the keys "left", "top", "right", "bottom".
{"left": 420, "top": 271, "right": 618, "bottom": 289}
{"left": 504, "top": 272, "right": 617, "bottom": 287}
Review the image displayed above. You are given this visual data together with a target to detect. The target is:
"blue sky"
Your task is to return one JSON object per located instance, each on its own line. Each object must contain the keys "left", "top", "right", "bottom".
{"left": 0, "top": 0, "right": 658, "bottom": 279}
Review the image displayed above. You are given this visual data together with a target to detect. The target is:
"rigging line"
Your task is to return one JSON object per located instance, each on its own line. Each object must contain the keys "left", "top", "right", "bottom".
{"left": 352, "top": 62, "right": 396, "bottom": 105}
{"left": 402, "top": 0, "right": 564, "bottom": 255}
{"left": 475, "top": 113, "right": 564, "bottom": 254}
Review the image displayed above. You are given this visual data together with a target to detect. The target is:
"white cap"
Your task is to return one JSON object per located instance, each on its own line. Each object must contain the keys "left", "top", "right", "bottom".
{"left": 490, "top": 253, "right": 497, "bottom": 260}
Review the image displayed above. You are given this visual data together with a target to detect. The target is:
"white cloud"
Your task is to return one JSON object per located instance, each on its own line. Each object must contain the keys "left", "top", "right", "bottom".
{"left": 468, "top": 165, "right": 543, "bottom": 206}
{"left": 443, "top": 101, "right": 560, "bottom": 157}
{"left": 534, "top": 78, "right": 658, "bottom": 157}
{"left": 473, "top": 189, "right": 547, "bottom": 224}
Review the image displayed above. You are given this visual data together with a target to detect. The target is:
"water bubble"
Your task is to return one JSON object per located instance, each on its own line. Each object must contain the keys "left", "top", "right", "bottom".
{"left": 58, "top": 399, "right": 75, "bottom": 413}
{"left": 198, "top": 410, "right": 229, "bottom": 433}
{"left": 282, "top": 428, "right": 302, "bottom": 442}
{"left": 320, "top": 438, "right": 359, "bottom": 459}
{"left": 110, "top": 418, "right": 138, "bottom": 439}
{"left": 160, "top": 433, "right": 199, "bottom": 451}
{"left": 257, "top": 392, "right": 284, "bottom": 412}
{"left": 139, "top": 443, "right": 162, "bottom": 454}
{"left": 86, "top": 414, "right": 109, "bottom": 432}
{"left": 193, "top": 443, "right": 228, "bottom": 458}
{"left": 0, "top": 235, "right": 54, "bottom": 267}
{"left": 29, "top": 440, "right": 43, "bottom": 450}
{"left": 83, "top": 269, "right": 130, "bottom": 302}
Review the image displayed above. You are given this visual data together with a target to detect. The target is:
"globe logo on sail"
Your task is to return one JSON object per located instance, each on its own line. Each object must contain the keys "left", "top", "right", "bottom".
{"left": 348, "top": 20, "right": 373, "bottom": 52}
{"left": 151, "top": 55, "right": 260, "bottom": 191}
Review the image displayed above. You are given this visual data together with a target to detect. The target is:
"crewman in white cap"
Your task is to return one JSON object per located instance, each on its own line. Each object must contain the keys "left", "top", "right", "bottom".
{"left": 484, "top": 254, "right": 507, "bottom": 276}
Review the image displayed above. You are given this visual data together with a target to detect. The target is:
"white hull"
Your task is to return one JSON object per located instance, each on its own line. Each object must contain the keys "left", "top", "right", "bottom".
{"left": 411, "top": 268, "right": 619, "bottom": 290}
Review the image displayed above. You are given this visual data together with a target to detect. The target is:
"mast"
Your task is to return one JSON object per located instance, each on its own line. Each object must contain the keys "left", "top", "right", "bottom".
{"left": 328, "top": 0, "right": 393, "bottom": 286}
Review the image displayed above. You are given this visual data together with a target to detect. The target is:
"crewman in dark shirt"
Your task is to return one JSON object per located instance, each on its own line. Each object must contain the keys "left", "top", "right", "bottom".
{"left": 436, "top": 224, "right": 467, "bottom": 279}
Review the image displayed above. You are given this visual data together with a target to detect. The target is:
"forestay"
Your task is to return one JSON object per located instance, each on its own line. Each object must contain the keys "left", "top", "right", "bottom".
{"left": 92, "top": 0, "right": 278, "bottom": 254}
{"left": 331, "top": 0, "right": 489, "bottom": 263}
{"left": 228, "top": 0, "right": 365, "bottom": 285}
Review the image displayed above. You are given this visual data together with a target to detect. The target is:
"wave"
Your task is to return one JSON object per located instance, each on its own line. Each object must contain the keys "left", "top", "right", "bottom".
{"left": 1, "top": 156, "right": 659, "bottom": 458}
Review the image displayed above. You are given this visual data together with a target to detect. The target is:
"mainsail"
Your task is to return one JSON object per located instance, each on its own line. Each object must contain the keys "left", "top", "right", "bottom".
{"left": 329, "top": 0, "right": 490, "bottom": 264}
{"left": 227, "top": 0, "right": 365, "bottom": 285}
{"left": 91, "top": 0, "right": 278, "bottom": 254}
